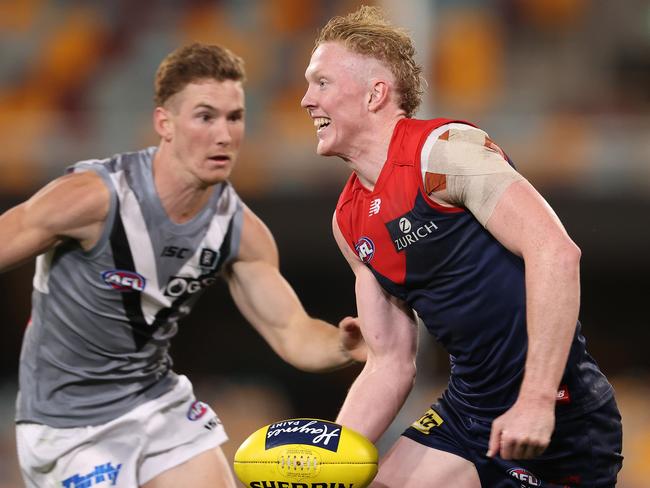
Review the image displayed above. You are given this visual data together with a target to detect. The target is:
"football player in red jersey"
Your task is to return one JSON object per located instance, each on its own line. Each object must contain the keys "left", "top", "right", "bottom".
{"left": 301, "top": 6, "right": 622, "bottom": 487}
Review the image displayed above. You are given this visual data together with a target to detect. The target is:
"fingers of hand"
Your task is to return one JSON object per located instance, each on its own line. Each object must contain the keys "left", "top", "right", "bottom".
{"left": 339, "top": 316, "right": 358, "bottom": 329}
{"left": 498, "top": 431, "right": 550, "bottom": 460}
{"left": 486, "top": 421, "right": 502, "bottom": 458}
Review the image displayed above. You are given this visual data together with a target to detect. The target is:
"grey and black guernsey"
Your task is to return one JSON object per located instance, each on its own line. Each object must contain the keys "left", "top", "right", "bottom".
{"left": 16, "top": 147, "right": 244, "bottom": 428}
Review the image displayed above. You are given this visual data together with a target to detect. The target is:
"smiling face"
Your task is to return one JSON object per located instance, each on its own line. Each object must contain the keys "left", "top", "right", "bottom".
{"left": 301, "top": 42, "right": 375, "bottom": 158}
{"left": 156, "top": 78, "right": 245, "bottom": 186}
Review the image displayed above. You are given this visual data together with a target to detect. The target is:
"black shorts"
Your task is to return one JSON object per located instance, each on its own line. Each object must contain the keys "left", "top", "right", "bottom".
{"left": 402, "top": 395, "right": 623, "bottom": 487}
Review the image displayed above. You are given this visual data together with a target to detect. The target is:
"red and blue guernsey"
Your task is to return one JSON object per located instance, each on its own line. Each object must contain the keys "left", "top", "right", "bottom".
{"left": 336, "top": 118, "right": 613, "bottom": 420}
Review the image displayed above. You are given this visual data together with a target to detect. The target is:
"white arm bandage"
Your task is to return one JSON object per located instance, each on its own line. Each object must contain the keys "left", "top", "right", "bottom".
{"left": 421, "top": 124, "right": 524, "bottom": 226}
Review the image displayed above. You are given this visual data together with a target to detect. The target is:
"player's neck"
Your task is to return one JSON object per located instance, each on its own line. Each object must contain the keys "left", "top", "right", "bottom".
{"left": 343, "top": 115, "right": 403, "bottom": 191}
{"left": 152, "top": 147, "right": 215, "bottom": 224}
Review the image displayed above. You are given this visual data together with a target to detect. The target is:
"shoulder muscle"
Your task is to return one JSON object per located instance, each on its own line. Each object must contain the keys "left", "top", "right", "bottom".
{"left": 27, "top": 170, "right": 110, "bottom": 241}
{"left": 232, "top": 205, "right": 279, "bottom": 268}
{"left": 421, "top": 124, "right": 524, "bottom": 225}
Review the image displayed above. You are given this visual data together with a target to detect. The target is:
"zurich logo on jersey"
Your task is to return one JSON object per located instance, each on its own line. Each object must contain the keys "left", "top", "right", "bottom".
{"left": 355, "top": 236, "right": 375, "bottom": 263}
{"left": 101, "top": 270, "right": 146, "bottom": 292}
{"left": 387, "top": 211, "right": 439, "bottom": 253}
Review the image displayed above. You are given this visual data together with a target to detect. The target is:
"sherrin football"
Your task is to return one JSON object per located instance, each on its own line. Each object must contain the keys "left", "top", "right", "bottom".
{"left": 234, "top": 418, "right": 378, "bottom": 488}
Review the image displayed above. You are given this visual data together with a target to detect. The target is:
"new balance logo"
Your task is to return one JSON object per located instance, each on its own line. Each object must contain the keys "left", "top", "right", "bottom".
{"left": 368, "top": 198, "right": 381, "bottom": 216}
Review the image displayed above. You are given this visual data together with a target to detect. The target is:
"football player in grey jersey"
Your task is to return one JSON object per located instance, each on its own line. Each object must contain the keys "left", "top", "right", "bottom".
{"left": 0, "top": 43, "right": 365, "bottom": 488}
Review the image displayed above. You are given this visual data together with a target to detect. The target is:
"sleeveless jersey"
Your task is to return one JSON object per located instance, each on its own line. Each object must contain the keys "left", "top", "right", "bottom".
{"left": 16, "top": 147, "right": 244, "bottom": 427}
{"left": 336, "top": 118, "right": 613, "bottom": 420}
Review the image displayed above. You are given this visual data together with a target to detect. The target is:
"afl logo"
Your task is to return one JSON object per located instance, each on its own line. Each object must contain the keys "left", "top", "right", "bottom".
{"left": 101, "top": 270, "right": 146, "bottom": 292}
{"left": 399, "top": 217, "right": 412, "bottom": 233}
{"left": 507, "top": 468, "right": 541, "bottom": 486}
{"left": 187, "top": 400, "right": 209, "bottom": 421}
{"left": 355, "top": 237, "right": 375, "bottom": 263}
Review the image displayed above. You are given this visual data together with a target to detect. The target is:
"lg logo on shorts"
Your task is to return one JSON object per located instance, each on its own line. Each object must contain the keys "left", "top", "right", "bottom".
{"left": 411, "top": 408, "right": 444, "bottom": 435}
{"left": 164, "top": 276, "right": 217, "bottom": 297}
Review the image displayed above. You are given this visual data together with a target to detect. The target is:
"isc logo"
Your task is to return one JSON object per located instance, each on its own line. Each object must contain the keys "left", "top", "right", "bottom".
{"left": 161, "top": 246, "right": 191, "bottom": 259}
{"left": 101, "top": 270, "right": 146, "bottom": 292}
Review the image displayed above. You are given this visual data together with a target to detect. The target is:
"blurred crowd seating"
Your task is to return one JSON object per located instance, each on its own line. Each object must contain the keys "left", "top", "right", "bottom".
{"left": 0, "top": 0, "right": 648, "bottom": 198}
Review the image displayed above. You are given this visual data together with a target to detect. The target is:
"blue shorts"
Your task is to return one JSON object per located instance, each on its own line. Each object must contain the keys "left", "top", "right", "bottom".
{"left": 402, "top": 395, "right": 623, "bottom": 487}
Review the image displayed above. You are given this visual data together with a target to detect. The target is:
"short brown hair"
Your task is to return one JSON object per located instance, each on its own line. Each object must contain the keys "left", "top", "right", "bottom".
{"left": 154, "top": 43, "right": 246, "bottom": 107}
{"left": 315, "top": 5, "right": 424, "bottom": 118}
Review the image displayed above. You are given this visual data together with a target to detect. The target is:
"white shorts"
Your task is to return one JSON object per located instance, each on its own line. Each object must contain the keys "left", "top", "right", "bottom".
{"left": 16, "top": 375, "right": 228, "bottom": 487}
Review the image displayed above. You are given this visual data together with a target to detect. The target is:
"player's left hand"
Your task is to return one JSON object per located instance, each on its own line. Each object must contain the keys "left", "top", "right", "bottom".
{"left": 338, "top": 316, "right": 367, "bottom": 363}
{"left": 486, "top": 397, "right": 555, "bottom": 460}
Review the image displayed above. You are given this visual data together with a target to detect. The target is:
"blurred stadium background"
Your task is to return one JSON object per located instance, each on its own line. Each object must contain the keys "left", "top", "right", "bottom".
{"left": 0, "top": 0, "right": 649, "bottom": 486}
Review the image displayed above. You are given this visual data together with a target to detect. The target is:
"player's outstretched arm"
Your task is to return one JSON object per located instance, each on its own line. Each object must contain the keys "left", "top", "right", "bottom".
{"left": 332, "top": 213, "right": 418, "bottom": 443}
{"left": 483, "top": 179, "right": 581, "bottom": 460}
{"left": 225, "top": 205, "right": 365, "bottom": 372}
{"left": 0, "top": 171, "right": 110, "bottom": 273}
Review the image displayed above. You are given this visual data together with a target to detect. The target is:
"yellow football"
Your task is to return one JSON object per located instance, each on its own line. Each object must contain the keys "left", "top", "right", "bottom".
{"left": 233, "top": 418, "right": 378, "bottom": 488}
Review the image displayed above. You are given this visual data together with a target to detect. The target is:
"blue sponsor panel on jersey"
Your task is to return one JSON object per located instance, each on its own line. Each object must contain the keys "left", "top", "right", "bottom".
{"left": 385, "top": 213, "right": 439, "bottom": 252}
{"left": 265, "top": 419, "right": 342, "bottom": 452}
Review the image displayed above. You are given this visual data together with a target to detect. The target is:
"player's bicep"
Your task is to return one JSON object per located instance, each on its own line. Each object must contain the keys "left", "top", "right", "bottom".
{"left": 231, "top": 205, "right": 279, "bottom": 268}
{"left": 332, "top": 212, "right": 365, "bottom": 274}
{"left": 0, "top": 203, "right": 61, "bottom": 271}
{"left": 227, "top": 206, "right": 301, "bottom": 334}
{"left": 0, "top": 171, "right": 109, "bottom": 271}
{"left": 355, "top": 269, "right": 417, "bottom": 361}
{"left": 333, "top": 213, "right": 417, "bottom": 363}
{"left": 485, "top": 179, "right": 574, "bottom": 258}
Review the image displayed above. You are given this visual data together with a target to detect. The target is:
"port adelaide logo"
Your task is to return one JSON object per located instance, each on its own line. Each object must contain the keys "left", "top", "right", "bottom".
{"left": 386, "top": 212, "right": 439, "bottom": 252}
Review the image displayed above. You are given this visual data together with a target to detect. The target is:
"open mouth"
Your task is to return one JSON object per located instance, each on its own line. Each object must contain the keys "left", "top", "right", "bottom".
{"left": 313, "top": 117, "right": 331, "bottom": 132}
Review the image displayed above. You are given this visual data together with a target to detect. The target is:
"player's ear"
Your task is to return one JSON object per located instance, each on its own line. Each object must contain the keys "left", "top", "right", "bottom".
{"left": 367, "top": 80, "right": 389, "bottom": 113}
{"left": 153, "top": 106, "right": 173, "bottom": 141}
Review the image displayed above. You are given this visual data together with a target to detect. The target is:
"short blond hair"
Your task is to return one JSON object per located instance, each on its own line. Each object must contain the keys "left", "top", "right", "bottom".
{"left": 315, "top": 5, "right": 424, "bottom": 117}
{"left": 154, "top": 43, "right": 246, "bottom": 107}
